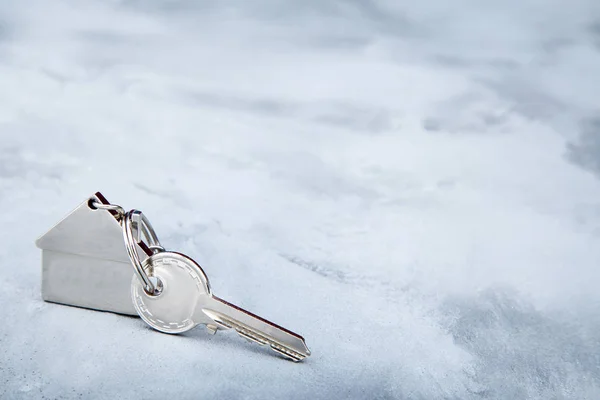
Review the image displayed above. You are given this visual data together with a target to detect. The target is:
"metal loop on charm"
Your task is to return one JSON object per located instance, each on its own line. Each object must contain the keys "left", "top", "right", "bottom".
{"left": 89, "top": 199, "right": 126, "bottom": 218}
{"left": 122, "top": 209, "right": 164, "bottom": 295}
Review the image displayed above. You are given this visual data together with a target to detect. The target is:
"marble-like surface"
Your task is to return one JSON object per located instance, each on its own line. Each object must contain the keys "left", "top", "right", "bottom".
{"left": 1, "top": 1, "right": 600, "bottom": 398}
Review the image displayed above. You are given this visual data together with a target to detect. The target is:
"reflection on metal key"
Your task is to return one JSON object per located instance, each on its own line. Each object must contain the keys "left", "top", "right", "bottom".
{"left": 131, "top": 252, "right": 311, "bottom": 362}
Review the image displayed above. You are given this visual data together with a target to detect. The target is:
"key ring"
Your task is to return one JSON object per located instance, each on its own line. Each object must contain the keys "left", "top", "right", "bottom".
{"left": 122, "top": 209, "right": 165, "bottom": 296}
{"left": 90, "top": 196, "right": 164, "bottom": 295}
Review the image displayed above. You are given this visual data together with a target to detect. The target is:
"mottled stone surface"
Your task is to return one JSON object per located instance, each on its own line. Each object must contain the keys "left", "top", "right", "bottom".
{"left": 1, "top": 1, "right": 600, "bottom": 398}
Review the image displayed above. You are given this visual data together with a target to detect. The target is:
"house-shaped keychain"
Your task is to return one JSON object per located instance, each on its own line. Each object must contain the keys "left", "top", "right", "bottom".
{"left": 35, "top": 193, "right": 313, "bottom": 361}
{"left": 35, "top": 192, "right": 149, "bottom": 316}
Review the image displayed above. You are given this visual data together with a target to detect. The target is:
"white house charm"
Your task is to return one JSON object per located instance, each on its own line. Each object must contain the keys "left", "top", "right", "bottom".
{"left": 35, "top": 192, "right": 311, "bottom": 361}
{"left": 35, "top": 192, "right": 147, "bottom": 315}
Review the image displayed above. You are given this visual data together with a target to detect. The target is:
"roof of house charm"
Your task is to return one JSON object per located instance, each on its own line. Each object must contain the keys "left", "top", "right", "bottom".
{"left": 35, "top": 192, "right": 149, "bottom": 316}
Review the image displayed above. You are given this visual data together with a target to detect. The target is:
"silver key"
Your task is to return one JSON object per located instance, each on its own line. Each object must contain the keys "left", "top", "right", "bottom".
{"left": 131, "top": 251, "right": 311, "bottom": 362}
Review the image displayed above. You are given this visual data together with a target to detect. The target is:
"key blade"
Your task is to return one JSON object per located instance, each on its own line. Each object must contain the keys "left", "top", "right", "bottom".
{"left": 203, "top": 308, "right": 308, "bottom": 362}
{"left": 202, "top": 296, "right": 311, "bottom": 362}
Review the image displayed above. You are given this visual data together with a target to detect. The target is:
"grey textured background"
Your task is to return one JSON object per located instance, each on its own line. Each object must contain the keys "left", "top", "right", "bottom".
{"left": 1, "top": 0, "right": 600, "bottom": 399}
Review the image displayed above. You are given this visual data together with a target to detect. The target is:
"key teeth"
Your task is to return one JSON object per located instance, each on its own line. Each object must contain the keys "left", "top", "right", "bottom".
{"left": 236, "top": 328, "right": 269, "bottom": 346}
{"left": 236, "top": 327, "right": 305, "bottom": 362}
{"left": 270, "top": 344, "right": 304, "bottom": 362}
